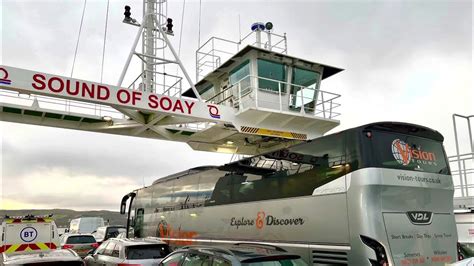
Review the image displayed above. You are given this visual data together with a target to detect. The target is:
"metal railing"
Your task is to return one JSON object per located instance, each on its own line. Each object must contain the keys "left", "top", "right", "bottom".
{"left": 205, "top": 75, "right": 341, "bottom": 120}
{"left": 0, "top": 89, "right": 216, "bottom": 132}
{"left": 0, "top": 89, "right": 124, "bottom": 119}
{"left": 449, "top": 152, "right": 474, "bottom": 198}
{"left": 196, "top": 31, "right": 287, "bottom": 81}
{"left": 450, "top": 114, "right": 474, "bottom": 198}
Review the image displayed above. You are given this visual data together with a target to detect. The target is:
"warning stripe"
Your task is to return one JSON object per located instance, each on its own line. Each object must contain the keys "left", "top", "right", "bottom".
{"left": 45, "top": 242, "right": 57, "bottom": 249}
{"left": 241, "top": 126, "right": 259, "bottom": 134}
{"left": 240, "top": 126, "right": 307, "bottom": 140}
{"left": 290, "top": 133, "right": 307, "bottom": 140}
{"left": 0, "top": 245, "right": 11, "bottom": 253}
{"left": 5, "top": 218, "right": 53, "bottom": 224}
{"left": 0, "top": 242, "right": 56, "bottom": 253}
{"left": 36, "top": 242, "right": 50, "bottom": 250}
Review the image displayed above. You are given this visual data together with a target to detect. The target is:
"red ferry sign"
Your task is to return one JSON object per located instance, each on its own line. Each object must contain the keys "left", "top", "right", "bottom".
{"left": 0, "top": 65, "right": 233, "bottom": 122}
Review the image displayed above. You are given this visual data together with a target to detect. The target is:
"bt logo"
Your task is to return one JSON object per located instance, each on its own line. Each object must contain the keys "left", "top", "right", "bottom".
{"left": 20, "top": 227, "right": 38, "bottom": 242}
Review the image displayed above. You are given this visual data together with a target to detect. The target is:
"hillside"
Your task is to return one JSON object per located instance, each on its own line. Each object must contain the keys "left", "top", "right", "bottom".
{"left": 0, "top": 209, "right": 127, "bottom": 228}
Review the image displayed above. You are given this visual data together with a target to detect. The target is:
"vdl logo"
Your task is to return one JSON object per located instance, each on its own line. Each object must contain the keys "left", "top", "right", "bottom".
{"left": 20, "top": 227, "right": 38, "bottom": 242}
{"left": 406, "top": 211, "right": 433, "bottom": 225}
{"left": 391, "top": 139, "right": 411, "bottom": 166}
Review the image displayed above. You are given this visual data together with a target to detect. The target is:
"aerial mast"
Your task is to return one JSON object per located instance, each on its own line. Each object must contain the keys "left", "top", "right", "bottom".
{"left": 119, "top": 0, "right": 201, "bottom": 99}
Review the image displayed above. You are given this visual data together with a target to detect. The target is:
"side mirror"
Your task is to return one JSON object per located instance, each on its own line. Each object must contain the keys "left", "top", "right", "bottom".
{"left": 87, "top": 249, "right": 96, "bottom": 256}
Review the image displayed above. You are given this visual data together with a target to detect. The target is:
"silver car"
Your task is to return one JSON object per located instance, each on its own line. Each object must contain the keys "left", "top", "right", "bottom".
{"left": 84, "top": 238, "right": 171, "bottom": 266}
{"left": 159, "top": 244, "right": 308, "bottom": 266}
{"left": 60, "top": 233, "right": 99, "bottom": 258}
{"left": 1, "top": 249, "right": 84, "bottom": 265}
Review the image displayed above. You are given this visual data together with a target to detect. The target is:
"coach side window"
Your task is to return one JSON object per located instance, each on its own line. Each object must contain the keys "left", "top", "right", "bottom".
{"left": 278, "top": 133, "right": 346, "bottom": 197}
{"left": 152, "top": 182, "right": 174, "bottom": 212}
{"left": 345, "top": 131, "right": 361, "bottom": 172}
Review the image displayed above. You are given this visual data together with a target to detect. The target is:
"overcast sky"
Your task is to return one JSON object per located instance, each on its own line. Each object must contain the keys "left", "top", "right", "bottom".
{"left": 1, "top": 0, "right": 473, "bottom": 211}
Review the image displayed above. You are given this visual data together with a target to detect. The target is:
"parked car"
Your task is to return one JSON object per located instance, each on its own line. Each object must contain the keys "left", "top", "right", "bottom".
{"left": 83, "top": 238, "right": 171, "bottom": 266}
{"left": 449, "top": 257, "right": 474, "bottom": 266}
{"left": 92, "top": 225, "right": 126, "bottom": 244}
{"left": 1, "top": 249, "right": 84, "bottom": 265}
{"left": 159, "top": 244, "right": 308, "bottom": 266}
{"left": 60, "top": 233, "right": 99, "bottom": 258}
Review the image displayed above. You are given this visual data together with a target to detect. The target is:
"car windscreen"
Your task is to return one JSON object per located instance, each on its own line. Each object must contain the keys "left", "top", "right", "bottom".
{"left": 106, "top": 227, "right": 126, "bottom": 238}
{"left": 367, "top": 131, "right": 450, "bottom": 174}
{"left": 125, "top": 244, "right": 171, "bottom": 260}
{"left": 66, "top": 235, "right": 96, "bottom": 244}
{"left": 242, "top": 256, "right": 308, "bottom": 266}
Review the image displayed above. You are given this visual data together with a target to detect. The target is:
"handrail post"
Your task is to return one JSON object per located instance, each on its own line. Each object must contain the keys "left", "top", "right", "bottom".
{"left": 279, "top": 82, "right": 282, "bottom": 112}
{"left": 462, "top": 159, "right": 469, "bottom": 196}
{"left": 300, "top": 86, "right": 304, "bottom": 114}
{"left": 238, "top": 82, "right": 242, "bottom": 110}
{"left": 254, "top": 76, "right": 258, "bottom": 109}
{"left": 320, "top": 91, "right": 326, "bottom": 118}
{"left": 329, "top": 100, "right": 333, "bottom": 119}
{"left": 453, "top": 114, "right": 465, "bottom": 197}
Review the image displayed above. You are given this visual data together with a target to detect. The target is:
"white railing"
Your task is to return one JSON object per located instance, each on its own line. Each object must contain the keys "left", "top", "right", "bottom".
{"left": 449, "top": 152, "right": 474, "bottom": 198}
{"left": 196, "top": 31, "right": 287, "bottom": 81}
{"left": 0, "top": 89, "right": 218, "bottom": 133}
{"left": 450, "top": 114, "right": 474, "bottom": 198}
{"left": 0, "top": 89, "right": 124, "bottom": 119}
{"left": 205, "top": 75, "right": 341, "bottom": 120}
{"left": 170, "top": 122, "right": 217, "bottom": 132}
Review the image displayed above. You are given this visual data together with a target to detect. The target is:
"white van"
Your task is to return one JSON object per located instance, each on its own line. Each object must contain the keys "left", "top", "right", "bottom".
{"left": 0, "top": 214, "right": 60, "bottom": 255}
{"left": 69, "top": 217, "right": 104, "bottom": 234}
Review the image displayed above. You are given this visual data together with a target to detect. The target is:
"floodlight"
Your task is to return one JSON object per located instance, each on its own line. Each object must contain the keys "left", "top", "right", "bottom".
{"left": 265, "top": 22, "right": 273, "bottom": 31}
{"left": 166, "top": 18, "right": 174, "bottom": 34}
{"left": 124, "top": 6, "right": 131, "bottom": 21}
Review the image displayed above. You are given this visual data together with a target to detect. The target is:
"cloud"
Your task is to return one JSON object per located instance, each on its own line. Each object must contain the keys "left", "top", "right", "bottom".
{"left": 1, "top": 122, "right": 231, "bottom": 182}
{"left": 1, "top": 0, "right": 472, "bottom": 211}
{"left": 2, "top": 167, "right": 138, "bottom": 210}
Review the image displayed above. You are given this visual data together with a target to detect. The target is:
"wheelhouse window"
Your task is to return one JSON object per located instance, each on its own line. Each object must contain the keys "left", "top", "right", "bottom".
{"left": 257, "top": 59, "right": 287, "bottom": 92}
{"left": 290, "top": 67, "right": 320, "bottom": 112}
{"left": 199, "top": 84, "right": 215, "bottom": 101}
{"left": 229, "top": 60, "right": 251, "bottom": 99}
